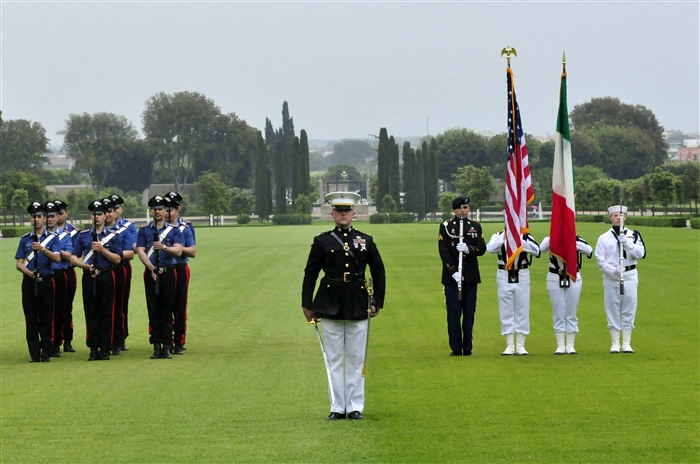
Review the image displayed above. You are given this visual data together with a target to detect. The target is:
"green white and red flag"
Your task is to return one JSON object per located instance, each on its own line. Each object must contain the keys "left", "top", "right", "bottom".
{"left": 549, "top": 70, "right": 578, "bottom": 280}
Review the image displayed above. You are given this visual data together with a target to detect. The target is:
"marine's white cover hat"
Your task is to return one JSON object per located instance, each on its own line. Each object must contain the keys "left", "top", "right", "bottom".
{"left": 326, "top": 191, "right": 361, "bottom": 210}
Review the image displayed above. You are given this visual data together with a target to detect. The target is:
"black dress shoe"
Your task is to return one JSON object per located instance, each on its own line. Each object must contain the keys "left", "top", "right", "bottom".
{"left": 181, "top": 344, "right": 187, "bottom": 351}
{"left": 88, "top": 347, "right": 99, "bottom": 361}
{"left": 99, "top": 349, "right": 110, "bottom": 361}
{"left": 348, "top": 411, "right": 364, "bottom": 420}
{"left": 463, "top": 351, "right": 474, "bottom": 356}
{"left": 112, "top": 347, "right": 122, "bottom": 356}
{"left": 121, "top": 343, "right": 129, "bottom": 351}
{"left": 40, "top": 353, "right": 51, "bottom": 362}
{"left": 174, "top": 345, "right": 184, "bottom": 355}
{"left": 161, "top": 345, "right": 172, "bottom": 359}
{"left": 151, "top": 344, "right": 162, "bottom": 359}
{"left": 326, "top": 412, "right": 346, "bottom": 421}
{"left": 30, "top": 356, "right": 40, "bottom": 363}
{"left": 63, "top": 343, "right": 76, "bottom": 353}
{"left": 50, "top": 346, "right": 62, "bottom": 357}
{"left": 449, "top": 351, "right": 462, "bottom": 356}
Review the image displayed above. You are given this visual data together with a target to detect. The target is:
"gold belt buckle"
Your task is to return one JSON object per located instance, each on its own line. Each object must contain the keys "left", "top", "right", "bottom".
{"left": 343, "top": 272, "right": 351, "bottom": 282}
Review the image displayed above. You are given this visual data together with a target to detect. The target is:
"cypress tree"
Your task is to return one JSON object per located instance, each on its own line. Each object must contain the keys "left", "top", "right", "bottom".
{"left": 274, "top": 140, "right": 286, "bottom": 214}
{"left": 281, "top": 102, "right": 295, "bottom": 188}
{"left": 402, "top": 142, "right": 414, "bottom": 213}
{"left": 377, "top": 128, "right": 389, "bottom": 212}
{"left": 300, "top": 130, "right": 311, "bottom": 196}
{"left": 291, "top": 136, "right": 301, "bottom": 201}
{"left": 254, "top": 132, "right": 272, "bottom": 222}
{"left": 428, "top": 138, "right": 439, "bottom": 217}
{"left": 389, "top": 136, "right": 400, "bottom": 208}
{"left": 415, "top": 147, "right": 426, "bottom": 220}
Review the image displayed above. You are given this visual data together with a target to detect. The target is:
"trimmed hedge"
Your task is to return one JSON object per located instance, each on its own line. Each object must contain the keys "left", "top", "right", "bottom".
{"left": 1, "top": 226, "right": 34, "bottom": 238}
{"left": 236, "top": 213, "right": 251, "bottom": 225}
{"left": 369, "top": 213, "right": 416, "bottom": 224}
{"left": 691, "top": 218, "right": 700, "bottom": 229}
{"left": 576, "top": 215, "right": 605, "bottom": 223}
{"left": 271, "top": 214, "right": 312, "bottom": 225}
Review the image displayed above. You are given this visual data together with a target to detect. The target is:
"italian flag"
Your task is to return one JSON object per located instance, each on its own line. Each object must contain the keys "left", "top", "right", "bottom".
{"left": 550, "top": 70, "right": 578, "bottom": 280}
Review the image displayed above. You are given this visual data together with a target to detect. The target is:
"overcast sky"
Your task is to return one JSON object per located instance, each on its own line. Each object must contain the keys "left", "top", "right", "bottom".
{"left": 2, "top": 1, "right": 698, "bottom": 148}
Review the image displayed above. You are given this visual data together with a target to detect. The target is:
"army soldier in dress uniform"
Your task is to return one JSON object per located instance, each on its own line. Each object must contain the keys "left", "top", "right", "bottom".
{"left": 438, "top": 196, "right": 486, "bottom": 356}
{"left": 302, "top": 192, "right": 386, "bottom": 420}
{"left": 44, "top": 200, "right": 75, "bottom": 358}
{"left": 71, "top": 200, "right": 124, "bottom": 361}
{"left": 15, "top": 202, "right": 62, "bottom": 362}
{"left": 595, "top": 205, "right": 646, "bottom": 353}
{"left": 136, "top": 195, "right": 183, "bottom": 359}
{"left": 163, "top": 194, "right": 196, "bottom": 354}
{"left": 539, "top": 235, "right": 593, "bottom": 354}
{"left": 486, "top": 228, "right": 541, "bottom": 355}
{"left": 106, "top": 194, "right": 137, "bottom": 351}
{"left": 53, "top": 200, "right": 80, "bottom": 353}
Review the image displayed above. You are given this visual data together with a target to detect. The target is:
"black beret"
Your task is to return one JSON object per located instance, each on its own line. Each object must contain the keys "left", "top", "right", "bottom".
{"left": 27, "top": 201, "right": 46, "bottom": 216}
{"left": 452, "top": 196, "right": 470, "bottom": 210}
{"left": 148, "top": 195, "right": 167, "bottom": 209}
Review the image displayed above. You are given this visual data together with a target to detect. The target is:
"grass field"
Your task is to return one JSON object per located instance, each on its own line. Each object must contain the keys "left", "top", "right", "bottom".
{"left": 1, "top": 221, "right": 698, "bottom": 463}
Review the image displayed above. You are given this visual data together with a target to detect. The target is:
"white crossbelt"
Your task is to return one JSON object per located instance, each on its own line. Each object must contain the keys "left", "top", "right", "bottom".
{"left": 147, "top": 226, "right": 173, "bottom": 258}
{"left": 83, "top": 232, "right": 116, "bottom": 263}
{"left": 24, "top": 234, "right": 55, "bottom": 265}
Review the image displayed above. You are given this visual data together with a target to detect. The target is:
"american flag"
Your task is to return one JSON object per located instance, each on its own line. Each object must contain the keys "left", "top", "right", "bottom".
{"left": 505, "top": 67, "right": 534, "bottom": 270}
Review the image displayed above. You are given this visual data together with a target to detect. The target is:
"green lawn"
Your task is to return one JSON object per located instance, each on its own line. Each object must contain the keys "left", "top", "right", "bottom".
{"left": 1, "top": 222, "right": 698, "bottom": 463}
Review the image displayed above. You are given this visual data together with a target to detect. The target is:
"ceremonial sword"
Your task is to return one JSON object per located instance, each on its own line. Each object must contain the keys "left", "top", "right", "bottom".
{"left": 309, "top": 319, "right": 335, "bottom": 405}
{"left": 362, "top": 278, "right": 374, "bottom": 378}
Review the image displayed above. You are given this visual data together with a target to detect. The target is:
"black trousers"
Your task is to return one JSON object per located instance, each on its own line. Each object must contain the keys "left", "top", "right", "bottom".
{"left": 81, "top": 269, "right": 116, "bottom": 350}
{"left": 122, "top": 261, "right": 132, "bottom": 339}
{"left": 21, "top": 276, "right": 55, "bottom": 359}
{"left": 143, "top": 268, "right": 176, "bottom": 345}
{"left": 445, "top": 284, "right": 478, "bottom": 354}
{"left": 52, "top": 269, "right": 68, "bottom": 347}
{"left": 112, "top": 263, "right": 126, "bottom": 348}
{"left": 63, "top": 268, "right": 77, "bottom": 343}
{"left": 173, "top": 263, "right": 190, "bottom": 346}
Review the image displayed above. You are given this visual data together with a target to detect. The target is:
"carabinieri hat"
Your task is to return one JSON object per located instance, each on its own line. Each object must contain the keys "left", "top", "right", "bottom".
{"left": 107, "top": 194, "right": 124, "bottom": 205}
{"left": 148, "top": 195, "right": 167, "bottom": 209}
{"left": 164, "top": 191, "right": 182, "bottom": 206}
{"left": 88, "top": 200, "right": 106, "bottom": 214}
{"left": 326, "top": 191, "right": 360, "bottom": 211}
{"left": 43, "top": 201, "right": 59, "bottom": 216}
{"left": 101, "top": 197, "right": 117, "bottom": 212}
{"left": 52, "top": 199, "right": 68, "bottom": 212}
{"left": 27, "top": 201, "right": 46, "bottom": 216}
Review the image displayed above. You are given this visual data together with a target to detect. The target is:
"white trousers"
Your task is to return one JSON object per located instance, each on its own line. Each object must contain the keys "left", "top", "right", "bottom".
{"left": 497, "top": 269, "right": 531, "bottom": 335}
{"left": 603, "top": 270, "right": 638, "bottom": 331}
{"left": 322, "top": 318, "right": 368, "bottom": 414}
{"left": 546, "top": 274, "right": 582, "bottom": 333}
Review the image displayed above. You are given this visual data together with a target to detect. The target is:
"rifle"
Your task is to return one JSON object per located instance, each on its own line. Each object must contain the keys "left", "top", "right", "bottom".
{"left": 154, "top": 231, "right": 160, "bottom": 296}
{"left": 92, "top": 215, "right": 98, "bottom": 296}
{"left": 458, "top": 212, "right": 464, "bottom": 301}
{"left": 618, "top": 204, "right": 625, "bottom": 295}
{"left": 32, "top": 234, "right": 39, "bottom": 297}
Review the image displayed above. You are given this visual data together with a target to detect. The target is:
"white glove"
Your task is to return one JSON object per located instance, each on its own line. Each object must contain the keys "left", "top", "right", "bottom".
{"left": 452, "top": 272, "right": 461, "bottom": 283}
{"left": 456, "top": 243, "right": 468, "bottom": 253}
{"left": 617, "top": 234, "right": 627, "bottom": 244}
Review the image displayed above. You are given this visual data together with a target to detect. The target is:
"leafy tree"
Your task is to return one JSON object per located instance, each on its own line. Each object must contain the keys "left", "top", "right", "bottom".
{"left": 197, "top": 171, "right": 230, "bottom": 215}
{"left": 1, "top": 171, "right": 48, "bottom": 210}
{"left": 584, "top": 124, "right": 658, "bottom": 180}
{"left": 254, "top": 132, "right": 272, "bottom": 222}
{"left": 0, "top": 119, "right": 51, "bottom": 173}
{"left": 538, "top": 140, "right": 556, "bottom": 171}
{"left": 230, "top": 188, "right": 255, "bottom": 215}
{"left": 486, "top": 132, "right": 509, "bottom": 179}
{"left": 41, "top": 168, "right": 86, "bottom": 186}
{"left": 142, "top": 91, "right": 221, "bottom": 194}
{"left": 294, "top": 194, "right": 312, "bottom": 215}
{"left": 381, "top": 194, "right": 396, "bottom": 213}
{"left": 531, "top": 167, "right": 553, "bottom": 206}
{"left": 626, "top": 176, "right": 649, "bottom": 214}
{"left": 435, "top": 128, "right": 490, "bottom": 191}
{"left": 451, "top": 165, "right": 496, "bottom": 212}
{"left": 575, "top": 165, "right": 608, "bottom": 182}
{"left": 587, "top": 178, "right": 622, "bottom": 213}
{"left": 678, "top": 163, "right": 700, "bottom": 213}
{"left": 121, "top": 195, "right": 144, "bottom": 220}
{"left": 439, "top": 192, "right": 456, "bottom": 214}
{"left": 11, "top": 188, "right": 29, "bottom": 226}
{"left": 273, "top": 141, "right": 286, "bottom": 214}
{"left": 60, "top": 112, "right": 140, "bottom": 193}
{"left": 648, "top": 167, "right": 677, "bottom": 214}
{"left": 329, "top": 139, "right": 374, "bottom": 167}
{"left": 570, "top": 96, "right": 668, "bottom": 167}
{"left": 104, "top": 139, "right": 154, "bottom": 193}
{"left": 309, "top": 150, "right": 329, "bottom": 172}
{"left": 570, "top": 130, "right": 602, "bottom": 168}
{"left": 65, "top": 188, "right": 99, "bottom": 216}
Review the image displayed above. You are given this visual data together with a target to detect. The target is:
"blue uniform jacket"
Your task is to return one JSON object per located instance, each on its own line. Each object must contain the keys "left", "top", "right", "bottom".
{"left": 136, "top": 222, "right": 183, "bottom": 267}
{"left": 72, "top": 227, "right": 124, "bottom": 270}
{"left": 15, "top": 229, "right": 62, "bottom": 275}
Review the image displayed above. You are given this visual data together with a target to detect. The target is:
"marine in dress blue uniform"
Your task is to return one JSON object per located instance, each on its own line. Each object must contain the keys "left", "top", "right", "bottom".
{"left": 70, "top": 200, "right": 123, "bottom": 361}
{"left": 136, "top": 195, "right": 184, "bottom": 359}
{"left": 164, "top": 193, "right": 196, "bottom": 354}
{"left": 302, "top": 192, "right": 386, "bottom": 420}
{"left": 52, "top": 199, "right": 80, "bottom": 353}
{"left": 44, "top": 200, "right": 75, "bottom": 357}
{"left": 14, "top": 202, "right": 62, "bottom": 362}
{"left": 438, "top": 196, "right": 486, "bottom": 356}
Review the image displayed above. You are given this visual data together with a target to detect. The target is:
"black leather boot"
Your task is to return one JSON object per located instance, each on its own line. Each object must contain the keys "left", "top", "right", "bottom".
{"left": 150, "top": 343, "right": 161, "bottom": 359}
{"left": 88, "top": 347, "right": 99, "bottom": 361}
{"left": 161, "top": 344, "right": 172, "bottom": 359}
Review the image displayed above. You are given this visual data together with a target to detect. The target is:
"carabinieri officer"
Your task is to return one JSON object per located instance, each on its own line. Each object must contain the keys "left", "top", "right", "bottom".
{"left": 15, "top": 202, "right": 62, "bottom": 362}
{"left": 136, "top": 195, "right": 183, "bottom": 360}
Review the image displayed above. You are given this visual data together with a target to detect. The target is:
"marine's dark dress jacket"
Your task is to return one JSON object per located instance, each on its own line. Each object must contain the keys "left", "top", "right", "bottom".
{"left": 302, "top": 226, "right": 386, "bottom": 320}
{"left": 438, "top": 216, "right": 486, "bottom": 286}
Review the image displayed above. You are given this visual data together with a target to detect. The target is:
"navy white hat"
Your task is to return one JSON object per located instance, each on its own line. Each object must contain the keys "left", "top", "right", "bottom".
{"left": 325, "top": 192, "right": 360, "bottom": 210}
{"left": 148, "top": 195, "right": 167, "bottom": 209}
{"left": 452, "top": 196, "right": 470, "bottom": 210}
{"left": 88, "top": 200, "right": 106, "bottom": 213}
{"left": 27, "top": 201, "right": 46, "bottom": 216}
{"left": 607, "top": 205, "right": 628, "bottom": 215}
